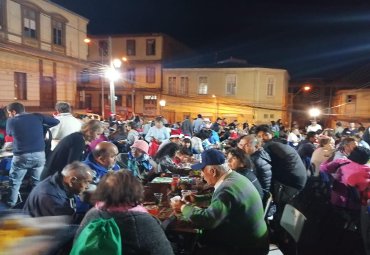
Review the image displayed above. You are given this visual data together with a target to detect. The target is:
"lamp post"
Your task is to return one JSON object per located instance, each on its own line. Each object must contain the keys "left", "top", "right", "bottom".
{"left": 159, "top": 99, "right": 166, "bottom": 116}
{"left": 105, "top": 59, "right": 121, "bottom": 115}
{"left": 289, "top": 84, "right": 312, "bottom": 128}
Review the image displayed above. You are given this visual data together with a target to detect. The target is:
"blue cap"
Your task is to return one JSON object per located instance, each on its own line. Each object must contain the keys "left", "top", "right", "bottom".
{"left": 191, "top": 149, "right": 225, "bottom": 170}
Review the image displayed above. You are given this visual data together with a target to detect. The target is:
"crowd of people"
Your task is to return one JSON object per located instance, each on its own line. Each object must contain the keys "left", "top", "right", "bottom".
{"left": 0, "top": 101, "right": 369, "bottom": 255}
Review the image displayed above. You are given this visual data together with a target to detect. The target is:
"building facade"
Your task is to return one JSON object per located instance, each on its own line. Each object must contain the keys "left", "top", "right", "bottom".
{"left": 78, "top": 33, "right": 192, "bottom": 119}
{"left": 331, "top": 88, "right": 370, "bottom": 126}
{"left": 162, "top": 67, "right": 289, "bottom": 124}
{"left": 0, "top": 0, "right": 88, "bottom": 109}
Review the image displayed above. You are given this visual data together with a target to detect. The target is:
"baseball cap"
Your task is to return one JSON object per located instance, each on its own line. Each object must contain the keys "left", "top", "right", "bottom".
{"left": 191, "top": 149, "right": 225, "bottom": 170}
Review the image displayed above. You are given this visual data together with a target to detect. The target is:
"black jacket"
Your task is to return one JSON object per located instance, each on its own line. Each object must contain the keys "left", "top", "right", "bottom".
{"left": 250, "top": 149, "right": 272, "bottom": 193}
{"left": 263, "top": 141, "right": 307, "bottom": 190}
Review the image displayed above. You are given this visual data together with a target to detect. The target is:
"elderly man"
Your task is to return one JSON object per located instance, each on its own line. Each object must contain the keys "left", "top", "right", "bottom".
{"left": 23, "top": 162, "right": 94, "bottom": 223}
{"left": 83, "top": 141, "right": 120, "bottom": 183}
{"left": 171, "top": 149, "right": 269, "bottom": 255}
{"left": 50, "top": 101, "right": 82, "bottom": 150}
{"left": 238, "top": 134, "right": 272, "bottom": 201}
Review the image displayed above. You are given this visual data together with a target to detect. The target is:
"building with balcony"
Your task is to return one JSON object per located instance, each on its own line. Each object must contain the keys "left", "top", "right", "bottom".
{"left": 0, "top": 0, "right": 88, "bottom": 110}
{"left": 78, "top": 33, "right": 192, "bottom": 119}
{"left": 161, "top": 66, "right": 289, "bottom": 124}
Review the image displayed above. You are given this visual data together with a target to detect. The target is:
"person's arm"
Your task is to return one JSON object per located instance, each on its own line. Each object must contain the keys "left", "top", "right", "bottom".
{"left": 145, "top": 128, "right": 153, "bottom": 143}
{"left": 43, "top": 115, "right": 60, "bottom": 127}
{"left": 181, "top": 188, "right": 233, "bottom": 229}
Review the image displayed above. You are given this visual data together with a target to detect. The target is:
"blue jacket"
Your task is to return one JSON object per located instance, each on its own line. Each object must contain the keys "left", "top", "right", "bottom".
{"left": 6, "top": 113, "right": 59, "bottom": 155}
{"left": 83, "top": 153, "right": 120, "bottom": 182}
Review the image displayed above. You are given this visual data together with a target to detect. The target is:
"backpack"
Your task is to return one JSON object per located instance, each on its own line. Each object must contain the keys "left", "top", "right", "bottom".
{"left": 70, "top": 218, "right": 122, "bottom": 255}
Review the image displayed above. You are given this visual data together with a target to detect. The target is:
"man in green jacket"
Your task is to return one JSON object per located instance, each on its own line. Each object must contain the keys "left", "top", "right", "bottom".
{"left": 171, "top": 149, "right": 269, "bottom": 255}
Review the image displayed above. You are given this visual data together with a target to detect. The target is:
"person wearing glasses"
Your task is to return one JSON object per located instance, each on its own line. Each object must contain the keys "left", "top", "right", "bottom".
{"left": 171, "top": 149, "right": 268, "bottom": 255}
{"left": 23, "top": 161, "right": 94, "bottom": 223}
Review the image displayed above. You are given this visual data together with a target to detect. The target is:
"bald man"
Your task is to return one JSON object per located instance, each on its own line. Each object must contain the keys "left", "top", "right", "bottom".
{"left": 83, "top": 141, "right": 120, "bottom": 183}
{"left": 23, "top": 161, "right": 94, "bottom": 223}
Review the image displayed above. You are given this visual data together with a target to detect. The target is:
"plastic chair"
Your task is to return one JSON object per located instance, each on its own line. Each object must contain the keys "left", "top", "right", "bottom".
{"left": 280, "top": 204, "right": 306, "bottom": 254}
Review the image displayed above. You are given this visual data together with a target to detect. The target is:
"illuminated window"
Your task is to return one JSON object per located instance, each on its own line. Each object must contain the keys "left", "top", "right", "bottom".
{"left": 144, "top": 95, "right": 157, "bottom": 107}
{"left": 146, "top": 67, "right": 155, "bottom": 83}
{"left": 146, "top": 39, "right": 156, "bottom": 55}
{"left": 126, "top": 40, "right": 136, "bottom": 56}
{"left": 168, "top": 77, "right": 176, "bottom": 95}
{"left": 14, "top": 72, "right": 27, "bottom": 100}
{"left": 179, "top": 77, "right": 189, "bottom": 96}
{"left": 267, "top": 77, "right": 275, "bottom": 96}
{"left": 198, "top": 76, "right": 208, "bottom": 95}
{"left": 226, "top": 75, "right": 236, "bottom": 95}
{"left": 23, "top": 7, "right": 37, "bottom": 39}
{"left": 52, "top": 20, "right": 64, "bottom": 45}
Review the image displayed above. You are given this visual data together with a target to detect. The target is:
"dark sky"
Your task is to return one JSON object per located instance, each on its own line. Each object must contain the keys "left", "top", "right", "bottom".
{"left": 52, "top": 0, "right": 370, "bottom": 79}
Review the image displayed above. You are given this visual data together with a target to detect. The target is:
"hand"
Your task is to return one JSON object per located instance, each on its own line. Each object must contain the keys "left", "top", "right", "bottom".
{"left": 170, "top": 198, "right": 185, "bottom": 213}
{"left": 183, "top": 193, "right": 196, "bottom": 203}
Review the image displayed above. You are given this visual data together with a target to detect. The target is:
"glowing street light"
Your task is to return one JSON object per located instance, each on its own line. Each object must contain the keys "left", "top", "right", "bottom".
{"left": 303, "top": 84, "right": 311, "bottom": 91}
{"left": 308, "top": 107, "right": 321, "bottom": 121}
{"left": 105, "top": 58, "right": 122, "bottom": 115}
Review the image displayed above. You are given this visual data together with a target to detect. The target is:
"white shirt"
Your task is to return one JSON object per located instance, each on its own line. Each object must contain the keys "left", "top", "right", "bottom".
{"left": 307, "top": 124, "right": 322, "bottom": 133}
{"left": 50, "top": 113, "right": 82, "bottom": 150}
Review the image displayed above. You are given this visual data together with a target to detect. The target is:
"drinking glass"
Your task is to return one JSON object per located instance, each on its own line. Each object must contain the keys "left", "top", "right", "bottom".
{"left": 153, "top": 192, "right": 163, "bottom": 205}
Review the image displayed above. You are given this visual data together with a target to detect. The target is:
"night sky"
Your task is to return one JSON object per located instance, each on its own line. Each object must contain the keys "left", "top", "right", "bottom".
{"left": 52, "top": 0, "right": 370, "bottom": 80}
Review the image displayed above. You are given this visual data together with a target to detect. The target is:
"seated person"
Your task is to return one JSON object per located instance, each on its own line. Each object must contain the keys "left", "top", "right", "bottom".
{"left": 117, "top": 140, "right": 155, "bottom": 181}
{"left": 171, "top": 149, "right": 269, "bottom": 255}
{"left": 23, "top": 162, "right": 94, "bottom": 223}
{"left": 74, "top": 170, "right": 174, "bottom": 255}
{"left": 153, "top": 142, "right": 181, "bottom": 173}
{"left": 226, "top": 148, "right": 264, "bottom": 199}
{"left": 83, "top": 141, "right": 120, "bottom": 183}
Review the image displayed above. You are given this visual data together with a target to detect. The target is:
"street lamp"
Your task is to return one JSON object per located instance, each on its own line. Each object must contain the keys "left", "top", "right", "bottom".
{"left": 308, "top": 107, "right": 321, "bottom": 121}
{"left": 105, "top": 58, "right": 121, "bottom": 115}
{"left": 159, "top": 99, "right": 166, "bottom": 116}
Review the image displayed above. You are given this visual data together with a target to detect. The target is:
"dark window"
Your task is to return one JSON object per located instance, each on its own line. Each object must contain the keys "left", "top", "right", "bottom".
{"left": 127, "top": 68, "right": 135, "bottom": 83}
{"left": 146, "top": 67, "right": 155, "bottom": 83}
{"left": 179, "top": 77, "right": 189, "bottom": 95}
{"left": 146, "top": 39, "right": 156, "bottom": 55}
{"left": 126, "top": 39, "right": 136, "bottom": 56}
{"left": 143, "top": 95, "right": 157, "bottom": 107}
{"left": 14, "top": 72, "right": 27, "bottom": 100}
{"left": 23, "top": 7, "right": 37, "bottom": 39}
{"left": 168, "top": 77, "right": 176, "bottom": 95}
{"left": 126, "top": 95, "right": 132, "bottom": 108}
{"left": 52, "top": 20, "right": 64, "bottom": 45}
{"left": 98, "top": 40, "right": 109, "bottom": 57}
{"left": 346, "top": 95, "right": 356, "bottom": 103}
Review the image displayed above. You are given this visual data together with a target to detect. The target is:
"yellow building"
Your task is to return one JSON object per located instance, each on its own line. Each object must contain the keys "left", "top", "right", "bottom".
{"left": 331, "top": 88, "right": 370, "bottom": 126}
{"left": 78, "top": 33, "right": 192, "bottom": 119}
{"left": 161, "top": 67, "right": 289, "bottom": 124}
{"left": 0, "top": 0, "right": 88, "bottom": 109}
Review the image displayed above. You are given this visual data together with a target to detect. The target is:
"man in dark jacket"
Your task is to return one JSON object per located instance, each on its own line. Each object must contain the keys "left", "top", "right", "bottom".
{"left": 297, "top": 131, "right": 317, "bottom": 169}
{"left": 238, "top": 134, "right": 272, "bottom": 201}
{"left": 6, "top": 102, "right": 59, "bottom": 207}
{"left": 256, "top": 125, "right": 307, "bottom": 213}
{"left": 210, "top": 117, "right": 222, "bottom": 133}
{"left": 23, "top": 162, "right": 94, "bottom": 223}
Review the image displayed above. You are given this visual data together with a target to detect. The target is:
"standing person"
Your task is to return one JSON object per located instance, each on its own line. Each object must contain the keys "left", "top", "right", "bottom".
{"left": 192, "top": 114, "right": 203, "bottom": 134}
{"left": 126, "top": 121, "right": 139, "bottom": 147}
{"left": 50, "top": 102, "right": 82, "bottom": 150}
{"left": 181, "top": 115, "right": 193, "bottom": 137}
{"left": 171, "top": 149, "right": 269, "bottom": 255}
{"left": 297, "top": 131, "right": 318, "bottom": 169}
{"left": 41, "top": 119, "right": 104, "bottom": 180}
{"left": 6, "top": 102, "right": 60, "bottom": 208}
{"left": 145, "top": 116, "right": 169, "bottom": 156}
{"left": 306, "top": 120, "right": 322, "bottom": 133}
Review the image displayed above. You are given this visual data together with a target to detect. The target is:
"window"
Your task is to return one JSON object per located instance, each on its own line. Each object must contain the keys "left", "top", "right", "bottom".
{"left": 146, "top": 39, "right": 156, "bottom": 55}
{"left": 52, "top": 20, "right": 64, "bottom": 45}
{"left": 126, "top": 40, "right": 136, "bottom": 56}
{"left": 264, "top": 114, "right": 268, "bottom": 119}
{"left": 226, "top": 75, "right": 236, "bottom": 95}
{"left": 346, "top": 95, "right": 356, "bottom": 103}
{"left": 14, "top": 72, "right": 27, "bottom": 100}
{"left": 126, "top": 95, "right": 132, "bottom": 108}
{"left": 146, "top": 67, "right": 155, "bottom": 83}
{"left": 126, "top": 68, "right": 135, "bottom": 83}
{"left": 198, "top": 76, "right": 208, "bottom": 94}
{"left": 80, "top": 69, "right": 90, "bottom": 84}
{"left": 267, "top": 77, "right": 275, "bottom": 96}
{"left": 168, "top": 77, "right": 176, "bottom": 95}
{"left": 179, "top": 77, "right": 189, "bottom": 96}
{"left": 23, "top": 7, "right": 37, "bottom": 39}
{"left": 144, "top": 95, "right": 157, "bottom": 107}
{"left": 270, "top": 114, "right": 274, "bottom": 119}
{"left": 98, "top": 40, "right": 109, "bottom": 57}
